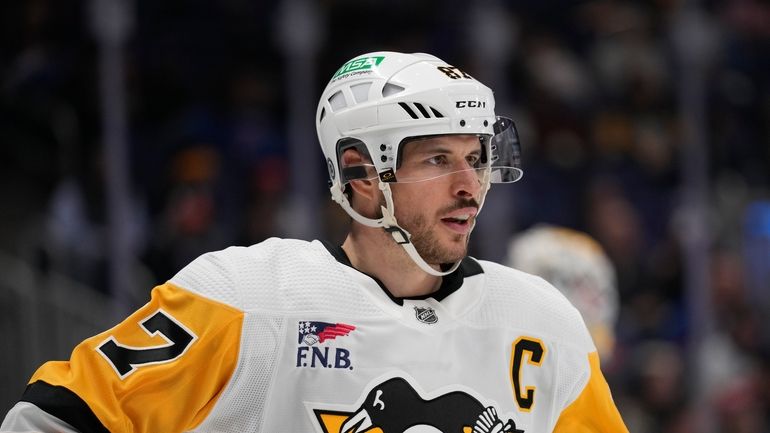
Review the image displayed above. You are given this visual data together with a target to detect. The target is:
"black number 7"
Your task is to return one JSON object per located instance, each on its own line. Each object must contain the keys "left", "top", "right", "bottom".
{"left": 97, "top": 310, "right": 197, "bottom": 379}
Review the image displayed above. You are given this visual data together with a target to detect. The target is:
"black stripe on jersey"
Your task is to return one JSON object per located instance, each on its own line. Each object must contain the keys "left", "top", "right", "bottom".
{"left": 322, "top": 241, "right": 484, "bottom": 305}
{"left": 20, "top": 381, "right": 109, "bottom": 433}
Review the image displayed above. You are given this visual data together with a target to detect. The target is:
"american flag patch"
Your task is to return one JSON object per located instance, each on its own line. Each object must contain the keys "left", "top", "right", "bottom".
{"left": 298, "top": 321, "right": 356, "bottom": 345}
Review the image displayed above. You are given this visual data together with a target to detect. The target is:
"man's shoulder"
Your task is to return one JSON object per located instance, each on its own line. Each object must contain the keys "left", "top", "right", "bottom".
{"left": 475, "top": 259, "right": 568, "bottom": 301}
{"left": 168, "top": 238, "right": 337, "bottom": 309}
{"left": 173, "top": 237, "right": 324, "bottom": 275}
{"left": 216, "top": 237, "right": 332, "bottom": 262}
{"left": 472, "top": 259, "right": 594, "bottom": 349}
{"left": 219, "top": 237, "right": 321, "bottom": 259}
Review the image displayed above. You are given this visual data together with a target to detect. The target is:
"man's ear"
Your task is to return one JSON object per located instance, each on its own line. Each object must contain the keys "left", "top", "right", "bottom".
{"left": 341, "top": 148, "right": 378, "bottom": 204}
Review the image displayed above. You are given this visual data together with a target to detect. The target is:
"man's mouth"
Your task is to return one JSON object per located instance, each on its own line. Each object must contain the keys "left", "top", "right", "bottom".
{"left": 440, "top": 208, "right": 477, "bottom": 234}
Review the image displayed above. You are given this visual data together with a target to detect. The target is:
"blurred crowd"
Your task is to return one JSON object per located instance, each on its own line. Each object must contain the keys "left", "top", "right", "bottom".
{"left": 1, "top": 1, "right": 769, "bottom": 432}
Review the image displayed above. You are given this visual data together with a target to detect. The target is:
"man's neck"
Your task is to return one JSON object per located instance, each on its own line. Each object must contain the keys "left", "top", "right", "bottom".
{"left": 341, "top": 230, "right": 442, "bottom": 298}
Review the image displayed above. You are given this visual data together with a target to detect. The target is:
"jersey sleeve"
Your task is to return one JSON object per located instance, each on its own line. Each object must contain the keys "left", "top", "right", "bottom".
{"left": 4, "top": 282, "right": 244, "bottom": 433}
{"left": 552, "top": 351, "right": 628, "bottom": 433}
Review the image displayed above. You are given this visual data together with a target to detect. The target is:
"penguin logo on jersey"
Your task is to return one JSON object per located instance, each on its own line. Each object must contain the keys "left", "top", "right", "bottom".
{"left": 311, "top": 376, "right": 525, "bottom": 433}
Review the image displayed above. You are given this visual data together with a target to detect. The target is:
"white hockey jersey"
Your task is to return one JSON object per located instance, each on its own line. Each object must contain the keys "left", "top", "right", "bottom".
{"left": 2, "top": 238, "right": 628, "bottom": 433}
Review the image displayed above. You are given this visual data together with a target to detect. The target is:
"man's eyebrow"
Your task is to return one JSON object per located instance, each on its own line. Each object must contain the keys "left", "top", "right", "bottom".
{"left": 411, "top": 144, "right": 453, "bottom": 155}
{"left": 410, "top": 140, "right": 481, "bottom": 155}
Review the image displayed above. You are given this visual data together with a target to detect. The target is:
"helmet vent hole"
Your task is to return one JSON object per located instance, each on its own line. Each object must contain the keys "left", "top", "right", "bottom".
{"left": 351, "top": 82, "right": 372, "bottom": 103}
{"left": 319, "top": 107, "right": 326, "bottom": 122}
{"left": 430, "top": 107, "right": 444, "bottom": 118}
{"left": 413, "top": 102, "right": 430, "bottom": 118}
{"left": 398, "top": 102, "right": 419, "bottom": 119}
{"left": 329, "top": 91, "right": 347, "bottom": 111}
{"left": 382, "top": 83, "right": 405, "bottom": 97}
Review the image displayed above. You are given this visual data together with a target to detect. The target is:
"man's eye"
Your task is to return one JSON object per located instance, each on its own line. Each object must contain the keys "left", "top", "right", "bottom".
{"left": 467, "top": 154, "right": 481, "bottom": 167}
{"left": 426, "top": 155, "right": 448, "bottom": 166}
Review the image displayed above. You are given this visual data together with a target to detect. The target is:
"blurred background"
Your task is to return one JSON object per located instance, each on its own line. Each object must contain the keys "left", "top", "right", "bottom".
{"left": 0, "top": 0, "right": 769, "bottom": 431}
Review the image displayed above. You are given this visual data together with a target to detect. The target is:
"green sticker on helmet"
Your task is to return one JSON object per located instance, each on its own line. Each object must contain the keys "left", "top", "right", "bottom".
{"left": 332, "top": 56, "right": 385, "bottom": 79}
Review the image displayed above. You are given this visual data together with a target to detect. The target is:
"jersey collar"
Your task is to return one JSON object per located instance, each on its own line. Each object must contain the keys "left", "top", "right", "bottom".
{"left": 320, "top": 240, "right": 483, "bottom": 306}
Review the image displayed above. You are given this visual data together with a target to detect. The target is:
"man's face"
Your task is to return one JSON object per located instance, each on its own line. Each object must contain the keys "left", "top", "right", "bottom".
{"left": 390, "top": 134, "right": 485, "bottom": 265}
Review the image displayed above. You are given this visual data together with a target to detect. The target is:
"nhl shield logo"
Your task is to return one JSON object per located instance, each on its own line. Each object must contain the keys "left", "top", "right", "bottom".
{"left": 414, "top": 306, "right": 438, "bottom": 324}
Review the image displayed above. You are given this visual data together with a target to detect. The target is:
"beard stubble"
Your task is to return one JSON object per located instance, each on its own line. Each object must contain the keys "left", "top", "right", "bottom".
{"left": 393, "top": 197, "right": 480, "bottom": 265}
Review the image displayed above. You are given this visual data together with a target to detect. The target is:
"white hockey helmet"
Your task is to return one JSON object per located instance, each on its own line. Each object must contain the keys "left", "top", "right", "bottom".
{"left": 317, "top": 51, "right": 523, "bottom": 275}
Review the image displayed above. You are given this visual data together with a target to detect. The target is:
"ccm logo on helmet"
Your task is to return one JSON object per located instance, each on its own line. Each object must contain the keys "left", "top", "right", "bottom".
{"left": 456, "top": 100, "right": 487, "bottom": 109}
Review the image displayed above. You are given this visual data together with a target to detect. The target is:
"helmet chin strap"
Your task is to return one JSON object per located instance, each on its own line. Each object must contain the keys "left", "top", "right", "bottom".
{"left": 377, "top": 182, "right": 460, "bottom": 277}
{"left": 331, "top": 181, "right": 461, "bottom": 277}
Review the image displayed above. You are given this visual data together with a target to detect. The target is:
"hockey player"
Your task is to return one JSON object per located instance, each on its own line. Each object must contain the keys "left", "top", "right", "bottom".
{"left": 1, "top": 52, "right": 628, "bottom": 433}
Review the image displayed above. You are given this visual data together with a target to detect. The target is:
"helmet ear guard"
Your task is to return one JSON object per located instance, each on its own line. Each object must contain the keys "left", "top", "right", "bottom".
{"left": 336, "top": 138, "right": 377, "bottom": 187}
{"left": 317, "top": 52, "right": 523, "bottom": 276}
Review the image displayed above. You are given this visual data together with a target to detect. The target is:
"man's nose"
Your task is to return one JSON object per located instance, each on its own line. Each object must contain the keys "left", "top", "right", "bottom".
{"left": 451, "top": 167, "right": 482, "bottom": 198}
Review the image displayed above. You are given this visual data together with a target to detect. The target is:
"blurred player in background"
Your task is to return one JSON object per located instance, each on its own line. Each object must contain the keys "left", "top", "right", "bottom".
{"left": 507, "top": 224, "right": 620, "bottom": 361}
